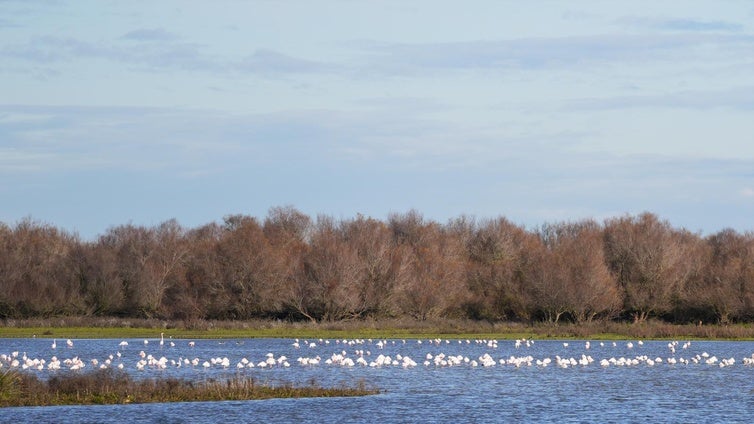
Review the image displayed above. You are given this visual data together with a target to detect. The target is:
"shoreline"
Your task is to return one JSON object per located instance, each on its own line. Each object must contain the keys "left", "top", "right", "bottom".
{"left": 2, "top": 318, "right": 754, "bottom": 341}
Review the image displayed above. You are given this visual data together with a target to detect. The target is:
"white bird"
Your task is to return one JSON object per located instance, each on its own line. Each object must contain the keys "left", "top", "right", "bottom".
{"left": 51, "top": 340, "right": 56, "bottom": 349}
{"left": 66, "top": 339, "right": 73, "bottom": 348}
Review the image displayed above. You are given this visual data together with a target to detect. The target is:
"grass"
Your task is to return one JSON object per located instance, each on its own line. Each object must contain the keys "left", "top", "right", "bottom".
{"left": 2, "top": 317, "right": 754, "bottom": 340}
{"left": 0, "top": 368, "right": 380, "bottom": 407}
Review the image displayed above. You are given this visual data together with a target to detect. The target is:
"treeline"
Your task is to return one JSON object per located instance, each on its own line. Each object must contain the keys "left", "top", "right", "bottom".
{"left": 1, "top": 207, "right": 752, "bottom": 324}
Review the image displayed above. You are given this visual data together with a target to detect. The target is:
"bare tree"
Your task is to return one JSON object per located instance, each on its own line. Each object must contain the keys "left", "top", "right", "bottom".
{"left": 100, "top": 220, "right": 187, "bottom": 318}
{"left": 5, "top": 208, "right": 754, "bottom": 324}
{"left": 697, "top": 229, "right": 754, "bottom": 323}
{"left": 73, "top": 240, "right": 124, "bottom": 315}
{"left": 263, "top": 207, "right": 312, "bottom": 321}
{"left": 0, "top": 222, "right": 16, "bottom": 316}
{"left": 340, "top": 215, "right": 408, "bottom": 318}
{"left": 0, "top": 218, "right": 81, "bottom": 316}
{"left": 299, "top": 216, "right": 362, "bottom": 320}
{"left": 523, "top": 227, "right": 567, "bottom": 323}
{"left": 603, "top": 213, "right": 698, "bottom": 322}
{"left": 390, "top": 212, "right": 466, "bottom": 320}
{"left": 537, "top": 220, "right": 621, "bottom": 323}
{"left": 263, "top": 206, "right": 312, "bottom": 245}
{"left": 464, "top": 217, "right": 531, "bottom": 320}
{"left": 214, "top": 215, "right": 282, "bottom": 319}
{"left": 173, "top": 222, "right": 224, "bottom": 319}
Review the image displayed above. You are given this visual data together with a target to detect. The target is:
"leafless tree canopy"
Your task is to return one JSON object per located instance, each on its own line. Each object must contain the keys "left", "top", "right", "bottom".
{"left": 1, "top": 210, "right": 752, "bottom": 324}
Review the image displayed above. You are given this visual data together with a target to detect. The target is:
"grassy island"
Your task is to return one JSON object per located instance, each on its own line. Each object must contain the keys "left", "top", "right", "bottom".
{"left": 0, "top": 368, "right": 379, "bottom": 407}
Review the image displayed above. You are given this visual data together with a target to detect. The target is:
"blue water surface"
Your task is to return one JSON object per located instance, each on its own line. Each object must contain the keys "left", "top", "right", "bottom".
{"left": 1, "top": 337, "right": 753, "bottom": 423}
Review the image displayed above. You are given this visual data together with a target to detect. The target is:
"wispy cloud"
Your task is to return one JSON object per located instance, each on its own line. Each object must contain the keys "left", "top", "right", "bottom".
{"left": 0, "top": 17, "right": 21, "bottom": 28}
{"left": 0, "top": 147, "right": 61, "bottom": 172}
{"left": 6, "top": 29, "right": 751, "bottom": 81}
{"left": 358, "top": 33, "right": 754, "bottom": 73}
{"left": 0, "top": 105, "right": 204, "bottom": 174}
{"left": 4, "top": 102, "right": 753, "bottom": 182}
{"left": 236, "top": 49, "right": 338, "bottom": 75}
{"left": 2, "top": 102, "right": 753, "bottom": 236}
{"left": 1, "top": 35, "right": 220, "bottom": 71}
{"left": 1, "top": 34, "right": 340, "bottom": 76}
{"left": 0, "top": 103, "right": 578, "bottom": 177}
{"left": 617, "top": 16, "right": 744, "bottom": 32}
{"left": 120, "top": 28, "right": 178, "bottom": 42}
{"left": 569, "top": 86, "right": 754, "bottom": 111}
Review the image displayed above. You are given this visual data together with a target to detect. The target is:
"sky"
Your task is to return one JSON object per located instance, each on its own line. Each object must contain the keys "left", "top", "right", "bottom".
{"left": 1, "top": 0, "right": 754, "bottom": 239}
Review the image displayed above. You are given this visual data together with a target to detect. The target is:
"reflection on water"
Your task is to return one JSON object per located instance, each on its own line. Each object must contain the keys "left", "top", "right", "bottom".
{"left": 2, "top": 337, "right": 754, "bottom": 423}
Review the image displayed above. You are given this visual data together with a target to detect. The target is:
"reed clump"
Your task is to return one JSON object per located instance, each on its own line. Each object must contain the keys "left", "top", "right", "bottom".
{"left": 0, "top": 369, "right": 380, "bottom": 407}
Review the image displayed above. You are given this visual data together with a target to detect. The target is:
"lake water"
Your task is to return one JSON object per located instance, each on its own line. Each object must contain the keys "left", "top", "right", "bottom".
{"left": 1, "top": 337, "right": 754, "bottom": 423}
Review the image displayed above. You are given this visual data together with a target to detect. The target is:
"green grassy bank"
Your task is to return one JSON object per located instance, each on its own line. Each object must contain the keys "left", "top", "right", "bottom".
{"left": 3, "top": 317, "right": 754, "bottom": 340}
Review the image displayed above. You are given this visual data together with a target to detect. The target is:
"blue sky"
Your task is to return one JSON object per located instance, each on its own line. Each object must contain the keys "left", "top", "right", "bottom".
{"left": 2, "top": 0, "right": 753, "bottom": 239}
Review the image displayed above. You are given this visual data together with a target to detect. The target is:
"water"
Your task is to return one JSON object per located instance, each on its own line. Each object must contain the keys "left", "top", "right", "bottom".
{"left": 2, "top": 337, "right": 754, "bottom": 423}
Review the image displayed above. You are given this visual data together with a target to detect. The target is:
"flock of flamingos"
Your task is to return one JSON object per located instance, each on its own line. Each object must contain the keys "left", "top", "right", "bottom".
{"left": 3, "top": 334, "right": 754, "bottom": 374}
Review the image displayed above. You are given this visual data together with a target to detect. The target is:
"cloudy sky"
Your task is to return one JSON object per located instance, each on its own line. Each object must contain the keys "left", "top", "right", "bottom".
{"left": 2, "top": 1, "right": 753, "bottom": 239}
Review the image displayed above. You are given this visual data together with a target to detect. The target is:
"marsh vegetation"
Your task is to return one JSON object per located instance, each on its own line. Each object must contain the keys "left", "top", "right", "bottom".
{"left": 0, "top": 368, "right": 378, "bottom": 407}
